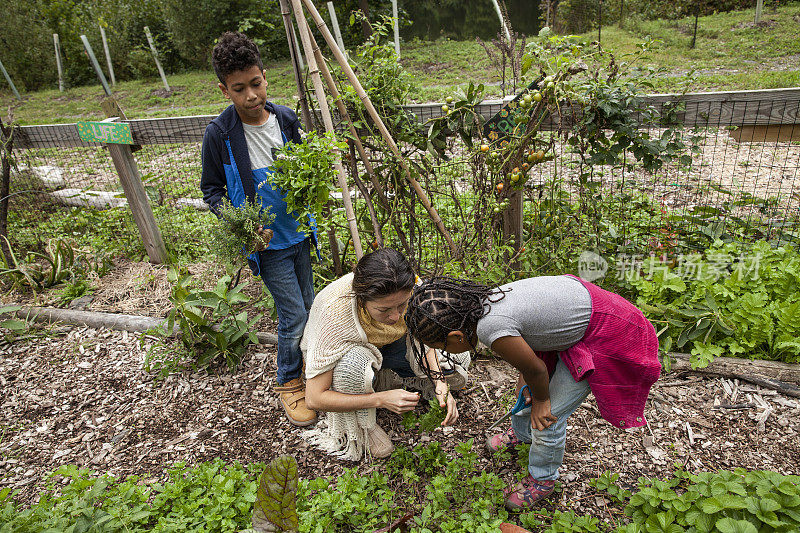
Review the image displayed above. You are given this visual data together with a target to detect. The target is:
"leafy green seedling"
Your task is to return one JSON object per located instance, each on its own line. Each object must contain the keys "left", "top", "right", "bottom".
{"left": 250, "top": 455, "right": 299, "bottom": 533}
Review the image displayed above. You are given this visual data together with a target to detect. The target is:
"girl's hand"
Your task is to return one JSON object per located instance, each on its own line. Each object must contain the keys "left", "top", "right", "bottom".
{"left": 378, "top": 389, "right": 420, "bottom": 414}
{"left": 516, "top": 373, "right": 532, "bottom": 406}
{"left": 530, "top": 398, "right": 557, "bottom": 431}
{"left": 434, "top": 381, "right": 459, "bottom": 426}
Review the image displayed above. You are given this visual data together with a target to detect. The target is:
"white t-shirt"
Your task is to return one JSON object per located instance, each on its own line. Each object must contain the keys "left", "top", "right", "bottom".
{"left": 242, "top": 112, "right": 283, "bottom": 170}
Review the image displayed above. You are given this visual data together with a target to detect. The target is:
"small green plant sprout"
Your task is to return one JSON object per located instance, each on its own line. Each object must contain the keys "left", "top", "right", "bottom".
{"left": 0, "top": 236, "right": 77, "bottom": 292}
{"left": 212, "top": 197, "right": 275, "bottom": 267}
{"left": 248, "top": 455, "right": 299, "bottom": 533}
{"left": 157, "top": 267, "right": 262, "bottom": 371}
{"left": 0, "top": 304, "right": 27, "bottom": 338}
{"left": 270, "top": 130, "right": 346, "bottom": 236}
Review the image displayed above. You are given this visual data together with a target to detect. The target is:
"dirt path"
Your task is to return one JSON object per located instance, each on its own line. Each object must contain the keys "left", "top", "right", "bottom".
{"left": 1, "top": 325, "right": 799, "bottom": 519}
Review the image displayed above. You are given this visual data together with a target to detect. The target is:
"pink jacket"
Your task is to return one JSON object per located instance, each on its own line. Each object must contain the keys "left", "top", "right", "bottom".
{"left": 537, "top": 276, "right": 661, "bottom": 429}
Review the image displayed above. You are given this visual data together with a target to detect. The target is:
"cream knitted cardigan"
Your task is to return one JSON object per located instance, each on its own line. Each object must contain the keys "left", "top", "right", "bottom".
{"left": 301, "top": 273, "right": 424, "bottom": 460}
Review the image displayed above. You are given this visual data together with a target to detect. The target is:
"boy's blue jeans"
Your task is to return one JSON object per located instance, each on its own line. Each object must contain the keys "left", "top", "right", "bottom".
{"left": 257, "top": 238, "right": 314, "bottom": 385}
{"left": 511, "top": 359, "right": 591, "bottom": 481}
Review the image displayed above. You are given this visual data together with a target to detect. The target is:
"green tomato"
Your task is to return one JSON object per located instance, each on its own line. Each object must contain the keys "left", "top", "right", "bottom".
{"left": 533, "top": 92, "right": 542, "bottom": 102}
{"left": 441, "top": 104, "right": 449, "bottom": 113}
{"left": 445, "top": 96, "right": 454, "bottom": 104}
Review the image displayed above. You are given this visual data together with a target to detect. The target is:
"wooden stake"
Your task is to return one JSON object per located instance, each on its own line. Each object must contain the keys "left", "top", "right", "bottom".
{"left": 300, "top": 0, "right": 458, "bottom": 258}
{"left": 99, "top": 25, "right": 116, "bottom": 86}
{"left": 143, "top": 26, "right": 170, "bottom": 92}
{"left": 80, "top": 35, "right": 112, "bottom": 96}
{"left": 755, "top": 0, "right": 764, "bottom": 24}
{"left": 100, "top": 118, "right": 168, "bottom": 264}
{"left": 54, "top": 34, "right": 64, "bottom": 92}
{"left": 291, "top": 0, "right": 363, "bottom": 259}
{"left": 0, "top": 118, "right": 12, "bottom": 262}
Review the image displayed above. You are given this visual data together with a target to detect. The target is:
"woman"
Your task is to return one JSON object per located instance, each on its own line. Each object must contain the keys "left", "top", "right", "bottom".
{"left": 302, "top": 249, "right": 469, "bottom": 460}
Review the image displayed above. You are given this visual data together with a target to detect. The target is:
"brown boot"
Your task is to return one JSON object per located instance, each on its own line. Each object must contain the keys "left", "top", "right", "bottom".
{"left": 275, "top": 378, "right": 317, "bottom": 427}
{"left": 367, "top": 424, "right": 395, "bottom": 459}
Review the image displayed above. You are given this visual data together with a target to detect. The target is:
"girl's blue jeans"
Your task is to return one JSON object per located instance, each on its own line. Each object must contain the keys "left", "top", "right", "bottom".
{"left": 257, "top": 238, "right": 314, "bottom": 385}
{"left": 511, "top": 359, "right": 591, "bottom": 481}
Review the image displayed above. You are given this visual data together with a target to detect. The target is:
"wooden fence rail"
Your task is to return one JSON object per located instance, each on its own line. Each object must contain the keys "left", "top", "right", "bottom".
{"left": 12, "top": 87, "right": 800, "bottom": 150}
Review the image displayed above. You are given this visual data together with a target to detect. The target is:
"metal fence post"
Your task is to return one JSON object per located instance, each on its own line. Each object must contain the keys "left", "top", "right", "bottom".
{"left": 0, "top": 59, "right": 21, "bottom": 100}
{"left": 80, "top": 35, "right": 112, "bottom": 96}
{"left": 143, "top": 26, "right": 170, "bottom": 92}
{"left": 54, "top": 34, "right": 64, "bottom": 92}
{"left": 100, "top": 25, "right": 116, "bottom": 86}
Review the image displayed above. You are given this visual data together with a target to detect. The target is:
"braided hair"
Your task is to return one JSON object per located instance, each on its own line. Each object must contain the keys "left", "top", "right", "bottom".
{"left": 405, "top": 276, "right": 508, "bottom": 380}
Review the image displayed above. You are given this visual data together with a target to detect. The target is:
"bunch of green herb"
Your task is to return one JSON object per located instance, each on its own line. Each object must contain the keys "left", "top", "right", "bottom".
{"left": 270, "top": 131, "right": 345, "bottom": 237}
{"left": 401, "top": 398, "right": 447, "bottom": 432}
{"left": 211, "top": 197, "right": 275, "bottom": 267}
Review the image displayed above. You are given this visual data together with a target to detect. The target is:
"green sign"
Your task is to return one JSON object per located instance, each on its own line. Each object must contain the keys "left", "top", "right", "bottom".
{"left": 483, "top": 78, "right": 546, "bottom": 146}
{"left": 76, "top": 121, "right": 134, "bottom": 144}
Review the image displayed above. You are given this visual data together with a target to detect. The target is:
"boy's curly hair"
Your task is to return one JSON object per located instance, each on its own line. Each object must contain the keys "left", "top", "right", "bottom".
{"left": 212, "top": 31, "right": 263, "bottom": 85}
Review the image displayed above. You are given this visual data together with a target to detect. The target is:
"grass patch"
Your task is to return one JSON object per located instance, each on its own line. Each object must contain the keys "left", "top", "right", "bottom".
{"left": 1, "top": 3, "right": 798, "bottom": 124}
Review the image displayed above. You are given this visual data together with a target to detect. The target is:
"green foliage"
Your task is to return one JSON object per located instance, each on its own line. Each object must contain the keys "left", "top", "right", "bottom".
{"left": 0, "top": 304, "right": 27, "bottom": 338}
{"left": 401, "top": 398, "right": 447, "bottom": 432}
{"left": 617, "top": 468, "right": 800, "bottom": 533}
{"left": 149, "top": 267, "right": 261, "bottom": 373}
{"left": 271, "top": 131, "right": 346, "bottom": 236}
{"left": 57, "top": 278, "right": 95, "bottom": 306}
{"left": 630, "top": 241, "right": 800, "bottom": 366}
{"left": 251, "top": 455, "right": 300, "bottom": 533}
{"left": 0, "top": 237, "right": 85, "bottom": 293}
{"left": 211, "top": 197, "right": 275, "bottom": 267}
{"left": 0, "top": 460, "right": 260, "bottom": 532}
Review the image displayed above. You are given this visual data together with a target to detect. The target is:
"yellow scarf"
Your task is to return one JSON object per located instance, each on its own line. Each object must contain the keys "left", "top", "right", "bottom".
{"left": 357, "top": 305, "right": 407, "bottom": 348}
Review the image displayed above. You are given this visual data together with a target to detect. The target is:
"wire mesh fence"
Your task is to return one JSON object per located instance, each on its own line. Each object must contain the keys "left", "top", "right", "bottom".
{"left": 3, "top": 90, "right": 798, "bottom": 278}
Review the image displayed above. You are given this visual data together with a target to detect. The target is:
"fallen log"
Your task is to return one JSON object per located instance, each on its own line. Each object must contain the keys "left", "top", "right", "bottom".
{"left": 667, "top": 352, "right": 800, "bottom": 397}
{"left": 13, "top": 305, "right": 278, "bottom": 345}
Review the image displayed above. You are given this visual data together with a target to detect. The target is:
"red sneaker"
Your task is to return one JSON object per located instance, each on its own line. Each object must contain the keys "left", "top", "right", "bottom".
{"left": 486, "top": 426, "right": 523, "bottom": 452}
{"left": 504, "top": 475, "right": 556, "bottom": 511}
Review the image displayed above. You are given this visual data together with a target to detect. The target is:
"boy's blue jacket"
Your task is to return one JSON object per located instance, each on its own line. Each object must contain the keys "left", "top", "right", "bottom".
{"left": 200, "top": 101, "right": 317, "bottom": 275}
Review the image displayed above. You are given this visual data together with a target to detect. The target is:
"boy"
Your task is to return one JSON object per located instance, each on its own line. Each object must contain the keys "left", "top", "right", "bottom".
{"left": 201, "top": 31, "right": 317, "bottom": 427}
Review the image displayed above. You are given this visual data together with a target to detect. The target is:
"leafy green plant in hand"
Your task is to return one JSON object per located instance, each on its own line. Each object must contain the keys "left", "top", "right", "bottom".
{"left": 212, "top": 197, "right": 275, "bottom": 267}
{"left": 270, "top": 131, "right": 346, "bottom": 237}
{"left": 400, "top": 398, "right": 447, "bottom": 433}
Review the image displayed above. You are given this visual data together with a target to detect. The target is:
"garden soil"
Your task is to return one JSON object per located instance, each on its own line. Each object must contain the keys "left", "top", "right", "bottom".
{"left": 2, "top": 319, "right": 799, "bottom": 524}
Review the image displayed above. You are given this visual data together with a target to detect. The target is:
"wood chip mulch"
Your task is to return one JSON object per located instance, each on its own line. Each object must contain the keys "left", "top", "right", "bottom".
{"left": 1, "top": 325, "right": 799, "bottom": 523}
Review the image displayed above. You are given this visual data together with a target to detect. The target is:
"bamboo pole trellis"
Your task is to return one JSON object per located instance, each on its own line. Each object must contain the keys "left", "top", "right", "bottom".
{"left": 290, "top": 0, "right": 364, "bottom": 259}
{"left": 299, "top": 0, "right": 459, "bottom": 258}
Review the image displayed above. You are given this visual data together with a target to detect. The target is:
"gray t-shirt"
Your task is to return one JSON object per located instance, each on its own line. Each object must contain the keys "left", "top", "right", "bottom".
{"left": 476, "top": 276, "right": 592, "bottom": 352}
{"left": 242, "top": 112, "right": 283, "bottom": 170}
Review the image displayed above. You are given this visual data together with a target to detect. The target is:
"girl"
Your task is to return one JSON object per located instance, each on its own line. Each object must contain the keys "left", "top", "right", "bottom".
{"left": 302, "top": 249, "right": 469, "bottom": 460}
{"left": 405, "top": 275, "right": 661, "bottom": 511}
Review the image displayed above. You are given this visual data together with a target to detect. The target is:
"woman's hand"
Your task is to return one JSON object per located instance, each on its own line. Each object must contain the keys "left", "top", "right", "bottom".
{"left": 378, "top": 389, "right": 420, "bottom": 414}
{"left": 434, "top": 381, "right": 458, "bottom": 426}
{"left": 530, "top": 398, "right": 557, "bottom": 431}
